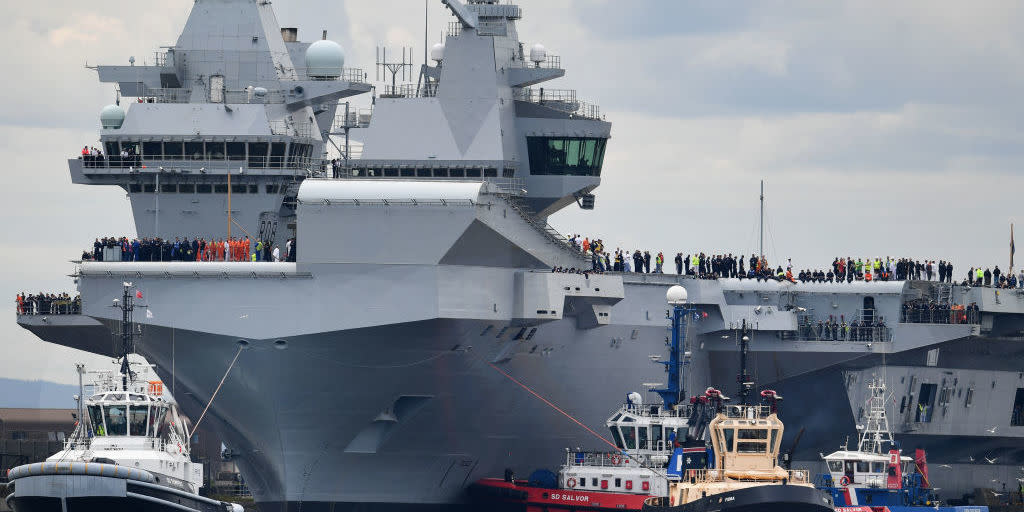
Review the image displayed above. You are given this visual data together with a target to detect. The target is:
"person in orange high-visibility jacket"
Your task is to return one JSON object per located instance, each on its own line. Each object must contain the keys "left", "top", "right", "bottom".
{"left": 865, "top": 269, "right": 873, "bottom": 282}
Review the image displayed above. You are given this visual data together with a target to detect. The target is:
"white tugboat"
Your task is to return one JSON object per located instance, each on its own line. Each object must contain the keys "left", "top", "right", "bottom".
{"left": 4, "top": 284, "right": 243, "bottom": 512}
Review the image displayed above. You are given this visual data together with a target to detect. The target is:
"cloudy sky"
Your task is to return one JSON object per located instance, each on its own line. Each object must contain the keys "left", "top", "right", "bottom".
{"left": 1, "top": 0, "right": 1022, "bottom": 386}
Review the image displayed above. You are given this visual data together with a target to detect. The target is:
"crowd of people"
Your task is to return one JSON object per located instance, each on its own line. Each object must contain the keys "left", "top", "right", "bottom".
{"left": 797, "top": 315, "right": 890, "bottom": 342}
{"left": 902, "top": 298, "right": 981, "bottom": 325}
{"left": 85, "top": 236, "right": 297, "bottom": 263}
{"left": 563, "top": 236, "right": 1024, "bottom": 289}
{"left": 16, "top": 293, "right": 80, "bottom": 315}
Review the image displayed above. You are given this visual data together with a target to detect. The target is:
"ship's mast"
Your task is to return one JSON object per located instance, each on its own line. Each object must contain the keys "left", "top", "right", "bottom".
{"left": 117, "top": 282, "right": 139, "bottom": 391}
{"left": 737, "top": 319, "right": 754, "bottom": 405}
{"left": 856, "top": 376, "right": 896, "bottom": 454}
{"left": 759, "top": 180, "right": 765, "bottom": 261}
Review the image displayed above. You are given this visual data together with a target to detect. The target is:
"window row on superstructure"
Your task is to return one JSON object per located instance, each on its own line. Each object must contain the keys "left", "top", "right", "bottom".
{"left": 89, "top": 140, "right": 317, "bottom": 169}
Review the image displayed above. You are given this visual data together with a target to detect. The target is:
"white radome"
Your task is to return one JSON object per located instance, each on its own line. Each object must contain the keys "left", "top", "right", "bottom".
{"left": 430, "top": 43, "right": 446, "bottom": 63}
{"left": 627, "top": 391, "right": 643, "bottom": 405}
{"left": 666, "top": 285, "right": 688, "bottom": 305}
{"left": 100, "top": 104, "right": 125, "bottom": 129}
{"left": 529, "top": 43, "right": 547, "bottom": 64}
{"left": 305, "top": 40, "right": 345, "bottom": 79}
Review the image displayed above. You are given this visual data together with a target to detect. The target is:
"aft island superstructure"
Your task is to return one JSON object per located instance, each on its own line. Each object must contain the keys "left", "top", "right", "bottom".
{"left": 15, "top": 1, "right": 1024, "bottom": 511}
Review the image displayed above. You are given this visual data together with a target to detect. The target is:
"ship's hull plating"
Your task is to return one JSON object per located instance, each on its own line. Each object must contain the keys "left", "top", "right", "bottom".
{"left": 19, "top": 280, "right": 1024, "bottom": 510}
{"left": 6, "top": 475, "right": 234, "bottom": 512}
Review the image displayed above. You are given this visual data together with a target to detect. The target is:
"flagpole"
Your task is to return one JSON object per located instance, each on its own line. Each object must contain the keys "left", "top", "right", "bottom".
{"left": 1011, "top": 222, "right": 1015, "bottom": 274}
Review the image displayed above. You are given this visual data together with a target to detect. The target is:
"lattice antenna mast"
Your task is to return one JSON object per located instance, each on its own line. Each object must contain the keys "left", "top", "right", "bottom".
{"left": 856, "top": 375, "right": 896, "bottom": 454}
{"left": 376, "top": 46, "right": 414, "bottom": 97}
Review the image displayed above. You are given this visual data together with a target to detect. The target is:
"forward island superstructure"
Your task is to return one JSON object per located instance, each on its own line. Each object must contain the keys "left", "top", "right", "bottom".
{"left": 15, "top": 1, "right": 1024, "bottom": 511}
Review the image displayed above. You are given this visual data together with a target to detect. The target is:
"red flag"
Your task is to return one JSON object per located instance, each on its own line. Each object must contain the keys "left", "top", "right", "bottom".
{"left": 136, "top": 290, "right": 143, "bottom": 299}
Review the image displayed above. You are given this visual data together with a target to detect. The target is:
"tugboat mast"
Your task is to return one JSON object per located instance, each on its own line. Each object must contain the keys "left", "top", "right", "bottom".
{"left": 737, "top": 319, "right": 754, "bottom": 405}
{"left": 117, "top": 282, "right": 138, "bottom": 391}
{"left": 655, "top": 285, "right": 691, "bottom": 409}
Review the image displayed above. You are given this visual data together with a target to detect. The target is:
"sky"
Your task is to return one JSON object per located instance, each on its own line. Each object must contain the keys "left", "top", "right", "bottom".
{"left": 0, "top": 0, "right": 1022, "bottom": 385}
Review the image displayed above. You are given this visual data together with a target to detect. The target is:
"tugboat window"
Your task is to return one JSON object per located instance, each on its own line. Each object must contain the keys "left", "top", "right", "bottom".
{"left": 527, "top": 137, "right": 607, "bottom": 176}
{"left": 610, "top": 427, "right": 624, "bottom": 449}
{"left": 856, "top": 461, "right": 870, "bottom": 473}
{"left": 88, "top": 405, "right": 105, "bottom": 436}
{"left": 104, "top": 405, "right": 128, "bottom": 436}
{"left": 827, "top": 460, "right": 843, "bottom": 472}
{"left": 621, "top": 426, "right": 637, "bottom": 450}
{"left": 129, "top": 405, "right": 149, "bottom": 436}
{"left": 871, "top": 462, "right": 886, "bottom": 473}
{"left": 723, "top": 428, "right": 735, "bottom": 452}
{"left": 638, "top": 426, "right": 648, "bottom": 450}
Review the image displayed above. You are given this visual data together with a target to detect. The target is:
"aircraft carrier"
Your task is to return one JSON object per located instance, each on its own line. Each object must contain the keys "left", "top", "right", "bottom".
{"left": 14, "top": 0, "right": 1024, "bottom": 510}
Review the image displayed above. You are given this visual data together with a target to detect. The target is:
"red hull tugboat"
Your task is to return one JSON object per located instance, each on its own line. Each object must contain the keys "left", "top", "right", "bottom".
{"left": 470, "top": 285, "right": 703, "bottom": 511}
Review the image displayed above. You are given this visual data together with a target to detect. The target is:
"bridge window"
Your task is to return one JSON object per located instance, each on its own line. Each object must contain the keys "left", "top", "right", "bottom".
{"left": 450, "top": 168, "right": 465, "bottom": 178}
{"left": 270, "top": 143, "right": 287, "bottom": 167}
{"left": 186, "top": 141, "right": 204, "bottom": 160}
{"left": 527, "top": 136, "right": 606, "bottom": 176}
{"left": 1012, "top": 388, "right": 1024, "bottom": 426}
{"left": 827, "top": 460, "right": 842, "bottom": 472}
{"left": 231, "top": 184, "right": 247, "bottom": 194}
{"left": 143, "top": 184, "right": 156, "bottom": 193}
{"left": 214, "top": 184, "right": 228, "bottom": 193}
{"left": 227, "top": 142, "right": 246, "bottom": 161}
{"left": 129, "top": 184, "right": 142, "bottom": 193}
{"left": 142, "top": 142, "right": 162, "bottom": 160}
{"left": 164, "top": 142, "right": 183, "bottom": 160}
{"left": 249, "top": 142, "right": 268, "bottom": 168}
{"left": 638, "top": 425, "right": 648, "bottom": 450}
{"left": 466, "top": 168, "right": 481, "bottom": 178}
{"left": 611, "top": 427, "right": 624, "bottom": 449}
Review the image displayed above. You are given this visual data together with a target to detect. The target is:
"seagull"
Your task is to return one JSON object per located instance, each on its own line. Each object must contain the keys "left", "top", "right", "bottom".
{"left": 937, "top": 464, "right": 952, "bottom": 469}
{"left": 968, "top": 456, "right": 975, "bottom": 463}
{"left": 985, "top": 426, "right": 998, "bottom": 434}
{"left": 985, "top": 457, "right": 998, "bottom": 464}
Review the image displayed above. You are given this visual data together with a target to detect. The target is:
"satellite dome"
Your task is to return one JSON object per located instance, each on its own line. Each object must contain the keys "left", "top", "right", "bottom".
{"left": 529, "top": 43, "right": 547, "bottom": 64}
{"left": 100, "top": 104, "right": 125, "bottom": 129}
{"left": 666, "top": 285, "right": 688, "bottom": 305}
{"left": 305, "top": 40, "right": 345, "bottom": 79}
{"left": 627, "top": 392, "right": 643, "bottom": 406}
{"left": 430, "top": 43, "right": 446, "bottom": 63}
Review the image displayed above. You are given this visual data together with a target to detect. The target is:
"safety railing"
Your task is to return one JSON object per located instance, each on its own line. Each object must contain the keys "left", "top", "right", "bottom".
{"left": 681, "top": 468, "right": 810, "bottom": 484}
{"left": 901, "top": 306, "right": 980, "bottom": 325}
{"left": 381, "top": 83, "right": 437, "bottom": 98}
{"left": 77, "top": 155, "right": 325, "bottom": 173}
{"left": 501, "top": 195, "right": 587, "bottom": 260}
{"left": 513, "top": 87, "right": 602, "bottom": 120}
{"left": 17, "top": 296, "right": 81, "bottom": 316}
{"left": 793, "top": 320, "right": 892, "bottom": 343}
{"left": 565, "top": 451, "right": 655, "bottom": 468}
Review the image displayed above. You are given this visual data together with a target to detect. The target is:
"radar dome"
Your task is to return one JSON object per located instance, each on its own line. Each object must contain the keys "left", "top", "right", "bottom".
{"left": 100, "top": 104, "right": 125, "bottom": 129}
{"left": 305, "top": 40, "right": 345, "bottom": 79}
{"left": 627, "top": 392, "right": 643, "bottom": 405}
{"left": 529, "top": 43, "right": 547, "bottom": 64}
{"left": 666, "top": 285, "right": 688, "bottom": 305}
{"left": 430, "top": 43, "right": 446, "bottom": 63}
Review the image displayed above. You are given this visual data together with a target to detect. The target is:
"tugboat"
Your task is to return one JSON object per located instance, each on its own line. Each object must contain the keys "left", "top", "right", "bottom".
{"left": 469, "top": 285, "right": 701, "bottom": 511}
{"left": 4, "top": 284, "right": 243, "bottom": 512}
{"left": 637, "top": 297, "right": 834, "bottom": 512}
{"left": 817, "top": 375, "right": 989, "bottom": 512}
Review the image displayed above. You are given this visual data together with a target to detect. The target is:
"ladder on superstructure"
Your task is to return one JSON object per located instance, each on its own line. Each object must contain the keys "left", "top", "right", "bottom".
{"left": 936, "top": 283, "right": 953, "bottom": 306}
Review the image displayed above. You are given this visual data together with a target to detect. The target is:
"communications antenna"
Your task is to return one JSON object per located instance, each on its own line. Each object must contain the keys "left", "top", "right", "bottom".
{"left": 377, "top": 46, "right": 414, "bottom": 98}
